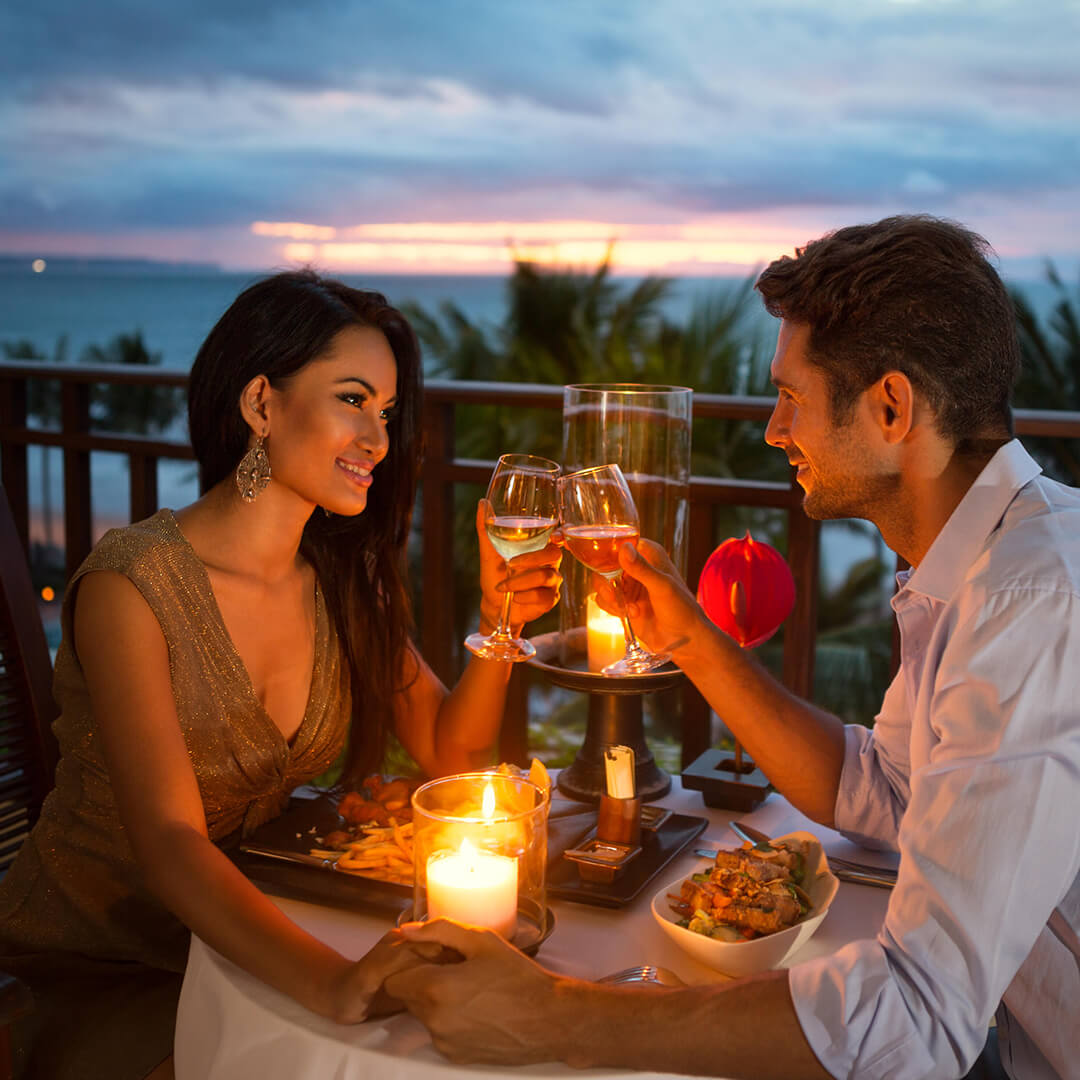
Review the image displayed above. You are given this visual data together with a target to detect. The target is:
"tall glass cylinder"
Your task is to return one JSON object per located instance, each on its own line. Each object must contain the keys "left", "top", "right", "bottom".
{"left": 561, "top": 384, "right": 692, "bottom": 665}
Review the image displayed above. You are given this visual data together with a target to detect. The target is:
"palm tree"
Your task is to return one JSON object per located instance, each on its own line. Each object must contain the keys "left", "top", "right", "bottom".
{"left": 79, "top": 330, "right": 184, "bottom": 435}
{"left": 1011, "top": 263, "right": 1080, "bottom": 484}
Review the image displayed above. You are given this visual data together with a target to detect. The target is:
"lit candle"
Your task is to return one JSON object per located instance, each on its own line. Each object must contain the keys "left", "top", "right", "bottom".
{"left": 587, "top": 593, "right": 626, "bottom": 672}
{"left": 426, "top": 837, "right": 519, "bottom": 938}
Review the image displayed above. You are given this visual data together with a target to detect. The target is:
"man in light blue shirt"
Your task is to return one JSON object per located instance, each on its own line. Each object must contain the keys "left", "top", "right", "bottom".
{"left": 388, "top": 216, "right": 1080, "bottom": 1079}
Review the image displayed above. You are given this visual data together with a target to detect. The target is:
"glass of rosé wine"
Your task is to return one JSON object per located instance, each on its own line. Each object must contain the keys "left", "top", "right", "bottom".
{"left": 464, "top": 453, "right": 561, "bottom": 662}
{"left": 559, "top": 463, "right": 671, "bottom": 675}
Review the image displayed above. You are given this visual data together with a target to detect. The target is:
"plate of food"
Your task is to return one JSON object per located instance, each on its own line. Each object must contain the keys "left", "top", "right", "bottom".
{"left": 234, "top": 775, "right": 422, "bottom": 906}
{"left": 650, "top": 831, "right": 839, "bottom": 977}
{"left": 235, "top": 763, "right": 575, "bottom": 910}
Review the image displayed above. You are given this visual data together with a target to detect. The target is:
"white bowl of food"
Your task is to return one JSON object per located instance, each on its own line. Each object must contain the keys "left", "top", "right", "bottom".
{"left": 650, "top": 831, "right": 839, "bottom": 978}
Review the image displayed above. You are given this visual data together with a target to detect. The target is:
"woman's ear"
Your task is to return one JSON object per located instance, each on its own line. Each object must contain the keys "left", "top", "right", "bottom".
{"left": 238, "top": 375, "right": 271, "bottom": 440}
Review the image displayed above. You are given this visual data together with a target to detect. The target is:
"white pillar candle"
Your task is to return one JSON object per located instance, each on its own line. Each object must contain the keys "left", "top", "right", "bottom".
{"left": 426, "top": 838, "right": 519, "bottom": 939}
{"left": 587, "top": 593, "right": 626, "bottom": 672}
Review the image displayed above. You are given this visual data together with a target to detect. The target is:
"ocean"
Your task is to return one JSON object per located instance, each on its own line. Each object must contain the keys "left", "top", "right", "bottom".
{"left": 0, "top": 259, "right": 1063, "bottom": 630}
{"left": 0, "top": 261, "right": 770, "bottom": 372}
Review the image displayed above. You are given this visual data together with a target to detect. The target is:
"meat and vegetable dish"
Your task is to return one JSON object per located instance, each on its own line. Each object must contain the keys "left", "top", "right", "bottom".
{"left": 668, "top": 838, "right": 815, "bottom": 942}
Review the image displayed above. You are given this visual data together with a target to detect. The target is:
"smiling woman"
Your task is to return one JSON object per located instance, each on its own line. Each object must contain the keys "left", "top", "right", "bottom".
{"left": 0, "top": 270, "right": 563, "bottom": 1079}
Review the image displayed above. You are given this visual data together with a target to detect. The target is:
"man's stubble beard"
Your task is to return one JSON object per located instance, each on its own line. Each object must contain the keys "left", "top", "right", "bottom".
{"left": 800, "top": 467, "right": 902, "bottom": 524}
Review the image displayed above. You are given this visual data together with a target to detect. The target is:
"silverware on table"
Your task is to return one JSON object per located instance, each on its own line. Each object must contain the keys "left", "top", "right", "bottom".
{"left": 596, "top": 965, "right": 686, "bottom": 987}
{"left": 828, "top": 866, "right": 896, "bottom": 890}
{"left": 729, "top": 820, "right": 772, "bottom": 847}
{"left": 239, "top": 845, "right": 339, "bottom": 869}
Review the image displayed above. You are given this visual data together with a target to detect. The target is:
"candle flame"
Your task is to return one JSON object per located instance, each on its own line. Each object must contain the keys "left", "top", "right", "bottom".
{"left": 459, "top": 836, "right": 476, "bottom": 860}
{"left": 482, "top": 783, "right": 496, "bottom": 820}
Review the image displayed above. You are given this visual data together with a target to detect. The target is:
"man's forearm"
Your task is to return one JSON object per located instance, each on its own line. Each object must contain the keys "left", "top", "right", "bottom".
{"left": 676, "top": 617, "right": 847, "bottom": 826}
{"left": 551, "top": 969, "right": 832, "bottom": 1079}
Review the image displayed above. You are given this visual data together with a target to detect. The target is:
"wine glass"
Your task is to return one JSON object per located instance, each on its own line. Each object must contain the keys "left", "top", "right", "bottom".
{"left": 559, "top": 463, "right": 671, "bottom": 675}
{"left": 464, "top": 453, "right": 561, "bottom": 662}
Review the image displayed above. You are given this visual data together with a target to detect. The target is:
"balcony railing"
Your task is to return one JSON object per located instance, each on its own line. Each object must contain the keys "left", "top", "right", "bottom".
{"left": 4, "top": 360, "right": 1080, "bottom": 767}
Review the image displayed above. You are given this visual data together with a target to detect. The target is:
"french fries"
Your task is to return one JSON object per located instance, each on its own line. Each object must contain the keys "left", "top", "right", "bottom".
{"left": 312, "top": 820, "right": 415, "bottom": 886}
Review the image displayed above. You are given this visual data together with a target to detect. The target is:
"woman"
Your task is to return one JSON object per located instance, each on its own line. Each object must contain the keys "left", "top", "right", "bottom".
{"left": 0, "top": 271, "right": 562, "bottom": 1079}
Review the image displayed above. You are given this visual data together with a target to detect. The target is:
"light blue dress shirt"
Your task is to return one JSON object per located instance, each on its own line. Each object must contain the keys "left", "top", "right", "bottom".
{"left": 788, "top": 440, "right": 1080, "bottom": 1079}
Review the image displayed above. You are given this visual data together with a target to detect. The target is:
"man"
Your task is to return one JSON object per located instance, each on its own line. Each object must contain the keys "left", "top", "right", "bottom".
{"left": 387, "top": 216, "right": 1080, "bottom": 1079}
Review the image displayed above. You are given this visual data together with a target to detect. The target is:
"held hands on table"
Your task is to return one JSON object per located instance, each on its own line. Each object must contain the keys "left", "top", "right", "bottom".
{"left": 476, "top": 498, "right": 563, "bottom": 637}
{"left": 385, "top": 920, "right": 573, "bottom": 1066}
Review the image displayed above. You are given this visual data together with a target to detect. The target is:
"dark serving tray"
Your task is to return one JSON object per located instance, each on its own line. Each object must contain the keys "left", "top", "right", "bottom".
{"left": 230, "top": 792, "right": 414, "bottom": 916}
{"left": 548, "top": 812, "right": 708, "bottom": 908}
{"left": 232, "top": 791, "right": 600, "bottom": 915}
{"left": 233, "top": 790, "right": 702, "bottom": 913}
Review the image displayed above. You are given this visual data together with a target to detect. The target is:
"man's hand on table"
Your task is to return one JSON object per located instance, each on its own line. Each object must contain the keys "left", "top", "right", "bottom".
{"left": 386, "top": 920, "right": 833, "bottom": 1079}
{"left": 386, "top": 920, "right": 572, "bottom": 1065}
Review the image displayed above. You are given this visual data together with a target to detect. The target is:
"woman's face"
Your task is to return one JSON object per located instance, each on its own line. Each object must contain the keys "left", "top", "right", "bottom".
{"left": 264, "top": 324, "right": 400, "bottom": 516}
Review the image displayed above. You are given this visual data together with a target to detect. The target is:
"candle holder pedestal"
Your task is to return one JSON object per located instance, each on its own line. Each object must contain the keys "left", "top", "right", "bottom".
{"left": 527, "top": 630, "right": 682, "bottom": 803}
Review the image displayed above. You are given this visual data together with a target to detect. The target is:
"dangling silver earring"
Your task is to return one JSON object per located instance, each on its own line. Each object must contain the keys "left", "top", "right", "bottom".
{"left": 236, "top": 435, "right": 271, "bottom": 503}
{"left": 323, "top": 506, "right": 333, "bottom": 518}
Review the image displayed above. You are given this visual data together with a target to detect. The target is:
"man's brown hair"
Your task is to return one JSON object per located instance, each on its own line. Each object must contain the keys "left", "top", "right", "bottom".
{"left": 755, "top": 214, "right": 1019, "bottom": 449}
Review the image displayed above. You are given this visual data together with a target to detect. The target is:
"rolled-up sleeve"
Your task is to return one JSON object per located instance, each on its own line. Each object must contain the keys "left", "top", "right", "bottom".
{"left": 789, "top": 585, "right": 1080, "bottom": 1079}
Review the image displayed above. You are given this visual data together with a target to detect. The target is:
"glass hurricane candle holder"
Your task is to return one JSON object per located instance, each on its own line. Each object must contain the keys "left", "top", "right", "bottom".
{"left": 561, "top": 383, "right": 692, "bottom": 666}
{"left": 410, "top": 772, "right": 548, "bottom": 951}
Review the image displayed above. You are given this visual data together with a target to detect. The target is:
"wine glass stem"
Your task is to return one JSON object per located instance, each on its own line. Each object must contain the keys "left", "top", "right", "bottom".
{"left": 490, "top": 590, "right": 515, "bottom": 642}
{"left": 610, "top": 575, "right": 647, "bottom": 656}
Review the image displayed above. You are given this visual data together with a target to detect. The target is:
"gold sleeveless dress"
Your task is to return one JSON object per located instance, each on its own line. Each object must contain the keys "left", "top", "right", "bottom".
{"left": 0, "top": 509, "right": 350, "bottom": 1079}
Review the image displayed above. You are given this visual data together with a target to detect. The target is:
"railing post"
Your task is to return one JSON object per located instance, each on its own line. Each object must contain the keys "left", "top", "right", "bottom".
{"left": 0, "top": 374, "right": 30, "bottom": 556}
{"left": 420, "top": 398, "right": 457, "bottom": 686}
{"left": 61, "top": 382, "right": 92, "bottom": 581}
{"left": 129, "top": 455, "right": 159, "bottom": 523}
{"left": 680, "top": 498, "right": 715, "bottom": 767}
{"left": 781, "top": 486, "right": 819, "bottom": 699}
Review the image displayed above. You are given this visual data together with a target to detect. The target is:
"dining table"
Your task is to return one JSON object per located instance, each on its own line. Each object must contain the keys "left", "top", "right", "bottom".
{"left": 174, "top": 777, "right": 896, "bottom": 1079}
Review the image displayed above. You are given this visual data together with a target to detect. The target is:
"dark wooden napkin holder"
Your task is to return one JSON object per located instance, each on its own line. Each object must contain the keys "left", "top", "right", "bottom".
{"left": 681, "top": 747, "right": 770, "bottom": 812}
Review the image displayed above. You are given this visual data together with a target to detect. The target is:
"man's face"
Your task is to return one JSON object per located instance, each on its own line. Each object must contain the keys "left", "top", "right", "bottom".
{"left": 764, "top": 320, "right": 898, "bottom": 522}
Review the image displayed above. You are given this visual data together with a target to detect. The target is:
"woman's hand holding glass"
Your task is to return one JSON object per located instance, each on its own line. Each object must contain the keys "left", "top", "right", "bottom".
{"left": 465, "top": 454, "right": 562, "bottom": 662}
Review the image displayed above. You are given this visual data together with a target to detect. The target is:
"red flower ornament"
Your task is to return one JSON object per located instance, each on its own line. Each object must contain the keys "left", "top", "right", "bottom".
{"left": 697, "top": 532, "right": 795, "bottom": 649}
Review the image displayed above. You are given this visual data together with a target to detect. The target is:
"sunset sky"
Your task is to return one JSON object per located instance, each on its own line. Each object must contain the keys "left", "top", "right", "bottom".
{"left": 3, "top": 0, "right": 1079, "bottom": 277}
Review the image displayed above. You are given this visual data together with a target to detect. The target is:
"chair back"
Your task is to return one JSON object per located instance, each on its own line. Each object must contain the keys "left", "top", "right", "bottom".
{"left": 0, "top": 483, "right": 59, "bottom": 873}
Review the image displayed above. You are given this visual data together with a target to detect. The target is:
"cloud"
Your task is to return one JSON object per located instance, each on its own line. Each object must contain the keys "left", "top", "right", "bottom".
{"left": 1, "top": 0, "right": 1078, "bottom": 267}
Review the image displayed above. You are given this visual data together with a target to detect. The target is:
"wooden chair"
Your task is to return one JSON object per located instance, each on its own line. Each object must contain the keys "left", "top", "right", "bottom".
{"left": 0, "top": 482, "right": 59, "bottom": 869}
{"left": 0, "top": 481, "right": 59, "bottom": 1073}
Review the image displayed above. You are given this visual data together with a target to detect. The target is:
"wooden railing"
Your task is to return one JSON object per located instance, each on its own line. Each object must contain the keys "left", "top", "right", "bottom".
{"left": 4, "top": 360, "right": 1080, "bottom": 767}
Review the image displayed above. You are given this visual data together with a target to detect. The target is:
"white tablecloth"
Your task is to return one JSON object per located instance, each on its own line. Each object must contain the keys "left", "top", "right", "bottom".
{"left": 175, "top": 782, "right": 892, "bottom": 1079}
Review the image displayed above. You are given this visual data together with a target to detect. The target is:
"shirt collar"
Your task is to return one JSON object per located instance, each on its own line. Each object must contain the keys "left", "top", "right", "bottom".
{"left": 901, "top": 439, "right": 1042, "bottom": 605}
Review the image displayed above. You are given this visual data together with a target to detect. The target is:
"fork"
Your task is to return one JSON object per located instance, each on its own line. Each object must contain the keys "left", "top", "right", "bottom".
{"left": 596, "top": 965, "right": 686, "bottom": 987}
{"left": 826, "top": 856, "right": 898, "bottom": 881}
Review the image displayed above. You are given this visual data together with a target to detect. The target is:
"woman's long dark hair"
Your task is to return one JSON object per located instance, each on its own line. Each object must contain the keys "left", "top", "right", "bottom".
{"left": 187, "top": 269, "right": 422, "bottom": 782}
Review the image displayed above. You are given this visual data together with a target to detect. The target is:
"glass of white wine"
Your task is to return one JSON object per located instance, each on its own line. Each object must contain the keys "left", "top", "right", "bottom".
{"left": 560, "top": 463, "right": 671, "bottom": 675}
{"left": 464, "top": 453, "right": 561, "bottom": 662}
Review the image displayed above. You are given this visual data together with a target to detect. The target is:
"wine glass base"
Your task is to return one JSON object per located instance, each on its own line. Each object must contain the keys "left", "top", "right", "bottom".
{"left": 601, "top": 651, "right": 672, "bottom": 676}
{"left": 464, "top": 632, "right": 536, "bottom": 663}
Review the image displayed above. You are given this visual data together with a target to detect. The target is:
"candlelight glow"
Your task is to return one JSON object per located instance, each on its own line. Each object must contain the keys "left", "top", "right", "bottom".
{"left": 481, "top": 783, "right": 496, "bottom": 820}
{"left": 586, "top": 593, "right": 626, "bottom": 673}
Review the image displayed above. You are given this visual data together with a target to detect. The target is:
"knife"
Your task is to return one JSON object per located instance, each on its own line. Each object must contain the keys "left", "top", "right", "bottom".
{"left": 239, "top": 845, "right": 340, "bottom": 869}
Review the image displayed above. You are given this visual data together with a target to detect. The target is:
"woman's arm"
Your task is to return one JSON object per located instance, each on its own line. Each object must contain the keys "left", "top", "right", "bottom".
{"left": 393, "top": 500, "right": 562, "bottom": 777}
{"left": 75, "top": 569, "right": 430, "bottom": 1023}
